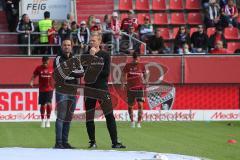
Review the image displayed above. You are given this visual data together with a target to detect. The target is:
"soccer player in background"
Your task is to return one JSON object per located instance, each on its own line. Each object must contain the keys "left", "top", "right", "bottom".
{"left": 122, "top": 52, "right": 147, "bottom": 128}
{"left": 30, "top": 56, "right": 54, "bottom": 128}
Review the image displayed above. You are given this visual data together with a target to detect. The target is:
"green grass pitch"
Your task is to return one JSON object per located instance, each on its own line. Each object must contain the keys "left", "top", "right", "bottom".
{"left": 0, "top": 122, "right": 239, "bottom": 160}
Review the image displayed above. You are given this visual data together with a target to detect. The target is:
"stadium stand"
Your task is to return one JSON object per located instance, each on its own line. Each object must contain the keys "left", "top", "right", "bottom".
{"left": 77, "top": 0, "right": 113, "bottom": 22}
{"left": 185, "top": 0, "right": 201, "bottom": 10}
{"left": 153, "top": 13, "right": 168, "bottom": 25}
{"left": 169, "top": 0, "right": 184, "bottom": 10}
{"left": 187, "top": 12, "right": 203, "bottom": 25}
{"left": 227, "top": 42, "right": 240, "bottom": 53}
{"left": 118, "top": 0, "right": 132, "bottom": 11}
{"left": 135, "top": 0, "right": 150, "bottom": 11}
{"left": 151, "top": 0, "right": 167, "bottom": 11}
{"left": 0, "top": 0, "right": 239, "bottom": 55}
{"left": 224, "top": 27, "right": 240, "bottom": 40}
{"left": 170, "top": 12, "right": 186, "bottom": 25}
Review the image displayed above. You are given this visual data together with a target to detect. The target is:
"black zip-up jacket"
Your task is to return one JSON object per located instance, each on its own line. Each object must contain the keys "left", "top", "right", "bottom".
{"left": 81, "top": 50, "right": 109, "bottom": 89}
{"left": 53, "top": 53, "right": 84, "bottom": 94}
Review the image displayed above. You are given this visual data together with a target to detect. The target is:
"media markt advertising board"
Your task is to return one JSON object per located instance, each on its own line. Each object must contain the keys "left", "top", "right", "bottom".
{"left": 20, "top": 0, "right": 71, "bottom": 21}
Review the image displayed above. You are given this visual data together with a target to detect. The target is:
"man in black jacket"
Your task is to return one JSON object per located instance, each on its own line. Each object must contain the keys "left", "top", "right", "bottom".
{"left": 53, "top": 39, "right": 84, "bottom": 149}
{"left": 190, "top": 25, "right": 209, "bottom": 53}
{"left": 82, "top": 32, "right": 126, "bottom": 149}
{"left": 148, "top": 28, "right": 166, "bottom": 54}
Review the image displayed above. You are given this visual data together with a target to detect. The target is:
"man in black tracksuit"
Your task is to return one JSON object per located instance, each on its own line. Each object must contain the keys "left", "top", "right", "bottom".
{"left": 82, "top": 32, "right": 126, "bottom": 149}
{"left": 53, "top": 39, "right": 84, "bottom": 149}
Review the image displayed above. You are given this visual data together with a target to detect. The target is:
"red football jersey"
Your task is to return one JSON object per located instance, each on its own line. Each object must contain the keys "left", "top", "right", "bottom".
{"left": 123, "top": 62, "right": 146, "bottom": 90}
{"left": 33, "top": 65, "right": 54, "bottom": 92}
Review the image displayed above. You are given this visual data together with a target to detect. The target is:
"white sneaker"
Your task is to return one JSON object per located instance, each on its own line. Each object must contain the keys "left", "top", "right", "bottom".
{"left": 131, "top": 121, "right": 135, "bottom": 128}
{"left": 137, "top": 122, "right": 141, "bottom": 128}
{"left": 46, "top": 119, "right": 50, "bottom": 128}
{"left": 41, "top": 120, "right": 45, "bottom": 128}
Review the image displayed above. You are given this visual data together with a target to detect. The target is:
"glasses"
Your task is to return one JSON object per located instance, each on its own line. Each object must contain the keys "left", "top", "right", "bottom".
{"left": 180, "top": 28, "right": 185, "bottom": 30}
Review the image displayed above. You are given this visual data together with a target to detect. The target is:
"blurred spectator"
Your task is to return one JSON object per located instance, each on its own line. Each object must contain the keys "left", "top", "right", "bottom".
{"left": 237, "top": 0, "right": 240, "bottom": 8}
{"left": 111, "top": 12, "right": 121, "bottom": 54}
{"left": 71, "top": 21, "right": 80, "bottom": 55}
{"left": 77, "top": 20, "right": 90, "bottom": 54}
{"left": 208, "top": 26, "right": 227, "bottom": 50}
{"left": 38, "top": 11, "right": 52, "bottom": 54}
{"left": 234, "top": 49, "right": 240, "bottom": 54}
{"left": 48, "top": 20, "right": 59, "bottom": 55}
{"left": 191, "top": 25, "right": 209, "bottom": 53}
{"left": 221, "top": 0, "right": 239, "bottom": 27}
{"left": 58, "top": 21, "right": 71, "bottom": 44}
{"left": 123, "top": 25, "right": 139, "bottom": 54}
{"left": 204, "top": 0, "right": 221, "bottom": 28}
{"left": 121, "top": 10, "right": 138, "bottom": 33}
{"left": 90, "top": 19, "right": 102, "bottom": 33}
{"left": 87, "top": 15, "right": 96, "bottom": 28}
{"left": 16, "top": 14, "right": 34, "bottom": 54}
{"left": 210, "top": 40, "right": 228, "bottom": 54}
{"left": 66, "top": 13, "right": 74, "bottom": 29}
{"left": 5, "top": 0, "right": 19, "bottom": 32}
{"left": 178, "top": 43, "right": 192, "bottom": 54}
{"left": 174, "top": 26, "right": 191, "bottom": 54}
{"left": 102, "top": 14, "right": 112, "bottom": 43}
{"left": 219, "top": 0, "right": 228, "bottom": 8}
{"left": 139, "top": 16, "right": 154, "bottom": 41}
{"left": 148, "top": 28, "right": 166, "bottom": 54}
{"left": 202, "top": 0, "right": 210, "bottom": 9}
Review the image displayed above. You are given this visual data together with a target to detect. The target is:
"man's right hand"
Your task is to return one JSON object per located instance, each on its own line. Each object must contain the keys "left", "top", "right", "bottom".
{"left": 90, "top": 47, "right": 97, "bottom": 56}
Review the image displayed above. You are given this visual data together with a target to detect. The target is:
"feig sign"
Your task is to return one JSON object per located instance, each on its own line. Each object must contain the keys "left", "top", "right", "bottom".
{"left": 20, "top": 0, "right": 71, "bottom": 21}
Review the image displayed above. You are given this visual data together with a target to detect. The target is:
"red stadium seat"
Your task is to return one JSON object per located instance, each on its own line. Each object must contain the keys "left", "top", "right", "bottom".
{"left": 159, "top": 28, "right": 172, "bottom": 40}
{"left": 169, "top": 0, "right": 183, "bottom": 10}
{"left": 190, "top": 27, "right": 198, "bottom": 36}
{"left": 185, "top": 0, "right": 201, "bottom": 10}
{"left": 153, "top": 13, "right": 168, "bottom": 25}
{"left": 137, "top": 13, "right": 151, "bottom": 25}
{"left": 120, "top": 13, "right": 128, "bottom": 21}
{"left": 135, "top": 0, "right": 150, "bottom": 11}
{"left": 170, "top": 13, "right": 186, "bottom": 25}
{"left": 227, "top": 42, "right": 240, "bottom": 53}
{"left": 118, "top": 0, "right": 133, "bottom": 11}
{"left": 207, "top": 27, "right": 216, "bottom": 37}
{"left": 187, "top": 13, "right": 203, "bottom": 25}
{"left": 152, "top": 0, "right": 167, "bottom": 11}
{"left": 224, "top": 27, "right": 240, "bottom": 40}
{"left": 172, "top": 27, "right": 179, "bottom": 38}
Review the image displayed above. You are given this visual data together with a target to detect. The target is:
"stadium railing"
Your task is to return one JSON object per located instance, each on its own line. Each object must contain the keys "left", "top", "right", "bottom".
{"left": 0, "top": 31, "right": 147, "bottom": 56}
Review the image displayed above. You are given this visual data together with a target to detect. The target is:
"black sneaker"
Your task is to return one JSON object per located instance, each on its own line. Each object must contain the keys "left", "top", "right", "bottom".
{"left": 63, "top": 143, "right": 75, "bottom": 149}
{"left": 54, "top": 143, "right": 64, "bottom": 149}
{"left": 88, "top": 141, "right": 97, "bottom": 148}
{"left": 112, "top": 142, "right": 126, "bottom": 149}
